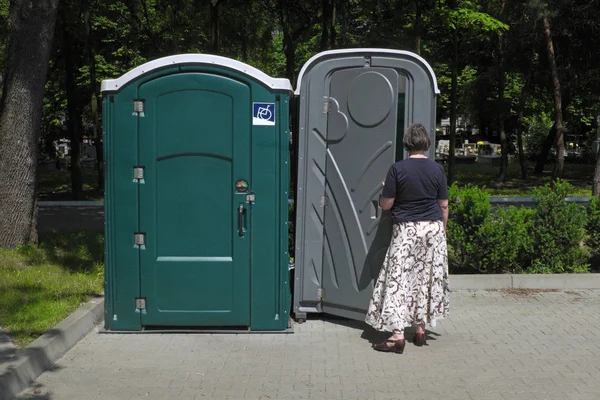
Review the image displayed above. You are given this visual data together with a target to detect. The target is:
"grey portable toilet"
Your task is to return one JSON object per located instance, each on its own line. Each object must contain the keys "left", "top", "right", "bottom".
{"left": 292, "top": 49, "right": 439, "bottom": 322}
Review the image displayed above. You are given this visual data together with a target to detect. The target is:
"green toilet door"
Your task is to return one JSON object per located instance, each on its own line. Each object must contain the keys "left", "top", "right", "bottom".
{"left": 138, "top": 72, "right": 251, "bottom": 327}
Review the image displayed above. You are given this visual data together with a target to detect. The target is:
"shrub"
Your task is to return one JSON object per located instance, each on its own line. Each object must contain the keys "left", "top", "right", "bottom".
{"left": 586, "top": 196, "right": 600, "bottom": 260}
{"left": 447, "top": 185, "right": 534, "bottom": 274}
{"left": 525, "top": 180, "right": 589, "bottom": 273}
{"left": 478, "top": 206, "right": 534, "bottom": 274}
{"left": 447, "top": 185, "right": 492, "bottom": 273}
{"left": 447, "top": 181, "right": 593, "bottom": 274}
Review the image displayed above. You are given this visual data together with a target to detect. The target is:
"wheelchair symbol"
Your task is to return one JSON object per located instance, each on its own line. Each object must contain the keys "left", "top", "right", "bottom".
{"left": 256, "top": 105, "right": 273, "bottom": 121}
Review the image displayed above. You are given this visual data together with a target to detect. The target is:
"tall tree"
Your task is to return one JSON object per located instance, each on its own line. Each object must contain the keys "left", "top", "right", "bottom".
{"left": 496, "top": 0, "right": 509, "bottom": 182}
{"left": 259, "top": 0, "right": 319, "bottom": 84}
{"left": 0, "top": 0, "right": 60, "bottom": 247}
{"left": 542, "top": 12, "right": 565, "bottom": 180}
{"left": 61, "top": 7, "right": 84, "bottom": 200}
{"left": 320, "top": 0, "right": 336, "bottom": 51}
{"left": 594, "top": 114, "right": 600, "bottom": 197}
{"left": 210, "top": 0, "right": 227, "bottom": 54}
{"left": 84, "top": 0, "right": 103, "bottom": 190}
{"left": 433, "top": 1, "right": 507, "bottom": 184}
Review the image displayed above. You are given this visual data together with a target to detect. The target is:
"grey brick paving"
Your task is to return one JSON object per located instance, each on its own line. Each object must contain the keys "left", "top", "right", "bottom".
{"left": 13, "top": 290, "right": 600, "bottom": 400}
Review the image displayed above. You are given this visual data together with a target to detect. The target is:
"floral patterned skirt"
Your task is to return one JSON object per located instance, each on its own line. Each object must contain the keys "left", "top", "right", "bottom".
{"left": 365, "top": 220, "right": 449, "bottom": 332}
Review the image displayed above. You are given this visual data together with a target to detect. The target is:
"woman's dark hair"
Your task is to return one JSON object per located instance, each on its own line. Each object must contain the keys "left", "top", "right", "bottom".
{"left": 402, "top": 123, "right": 431, "bottom": 152}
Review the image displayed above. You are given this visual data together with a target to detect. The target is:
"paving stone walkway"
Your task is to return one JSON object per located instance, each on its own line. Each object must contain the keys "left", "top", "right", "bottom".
{"left": 13, "top": 289, "right": 600, "bottom": 400}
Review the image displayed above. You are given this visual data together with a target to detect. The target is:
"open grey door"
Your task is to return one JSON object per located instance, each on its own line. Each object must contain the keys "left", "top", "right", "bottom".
{"left": 293, "top": 49, "right": 439, "bottom": 322}
{"left": 320, "top": 67, "right": 399, "bottom": 320}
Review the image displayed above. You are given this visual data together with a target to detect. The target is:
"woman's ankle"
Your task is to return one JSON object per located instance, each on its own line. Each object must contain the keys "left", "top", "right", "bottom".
{"left": 390, "top": 330, "right": 404, "bottom": 340}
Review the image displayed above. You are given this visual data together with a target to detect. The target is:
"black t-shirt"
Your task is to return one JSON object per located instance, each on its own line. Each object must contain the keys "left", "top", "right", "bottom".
{"left": 381, "top": 157, "right": 448, "bottom": 224}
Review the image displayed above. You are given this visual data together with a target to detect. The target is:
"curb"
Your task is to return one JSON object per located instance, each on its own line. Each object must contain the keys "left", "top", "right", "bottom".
{"left": 0, "top": 296, "right": 104, "bottom": 400}
{"left": 451, "top": 273, "right": 600, "bottom": 290}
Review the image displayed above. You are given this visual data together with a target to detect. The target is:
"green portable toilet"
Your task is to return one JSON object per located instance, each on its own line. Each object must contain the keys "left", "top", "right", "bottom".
{"left": 101, "top": 54, "right": 293, "bottom": 332}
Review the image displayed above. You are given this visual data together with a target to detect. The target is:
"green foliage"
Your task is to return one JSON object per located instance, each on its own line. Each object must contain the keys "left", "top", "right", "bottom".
{"left": 586, "top": 196, "right": 600, "bottom": 259}
{"left": 523, "top": 112, "right": 554, "bottom": 159}
{"left": 477, "top": 206, "right": 535, "bottom": 274}
{"left": 447, "top": 184, "right": 533, "bottom": 274}
{"left": 447, "top": 6, "right": 509, "bottom": 34}
{"left": 526, "top": 181, "right": 589, "bottom": 273}
{"left": 448, "top": 181, "right": 593, "bottom": 274}
{"left": 447, "top": 185, "right": 492, "bottom": 273}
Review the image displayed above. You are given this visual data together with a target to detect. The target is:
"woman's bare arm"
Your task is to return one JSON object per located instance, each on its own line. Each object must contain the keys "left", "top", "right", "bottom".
{"left": 438, "top": 199, "right": 449, "bottom": 230}
{"left": 380, "top": 196, "right": 395, "bottom": 210}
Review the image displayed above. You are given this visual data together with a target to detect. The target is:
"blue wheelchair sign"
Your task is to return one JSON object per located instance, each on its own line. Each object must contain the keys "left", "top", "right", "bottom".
{"left": 252, "top": 102, "right": 275, "bottom": 126}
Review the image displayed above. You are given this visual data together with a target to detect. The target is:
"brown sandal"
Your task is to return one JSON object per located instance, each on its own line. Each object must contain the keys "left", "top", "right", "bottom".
{"left": 414, "top": 332, "right": 427, "bottom": 347}
{"left": 373, "top": 339, "right": 406, "bottom": 354}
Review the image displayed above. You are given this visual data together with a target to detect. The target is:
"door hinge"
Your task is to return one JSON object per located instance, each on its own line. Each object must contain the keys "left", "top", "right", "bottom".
{"left": 246, "top": 193, "right": 255, "bottom": 203}
{"left": 323, "top": 97, "right": 331, "bottom": 114}
{"left": 135, "top": 298, "right": 146, "bottom": 310}
{"left": 133, "top": 166, "right": 144, "bottom": 181}
{"left": 133, "top": 100, "right": 145, "bottom": 117}
{"left": 317, "top": 288, "right": 325, "bottom": 301}
{"left": 134, "top": 233, "right": 145, "bottom": 246}
{"left": 320, "top": 195, "right": 329, "bottom": 207}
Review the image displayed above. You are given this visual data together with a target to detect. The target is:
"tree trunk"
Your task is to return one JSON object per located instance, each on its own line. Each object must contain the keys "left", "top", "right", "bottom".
{"left": 542, "top": 15, "right": 565, "bottom": 180}
{"left": 533, "top": 123, "right": 556, "bottom": 175}
{"left": 92, "top": 94, "right": 103, "bottom": 190}
{"left": 593, "top": 115, "right": 600, "bottom": 197}
{"left": 498, "top": 124, "right": 509, "bottom": 181}
{"left": 63, "top": 21, "right": 83, "bottom": 200}
{"left": 210, "top": 0, "right": 221, "bottom": 54}
{"left": 414, "top": 0, "right": 422, "bottom": 55}
{"left": 517, "top": 110, "right": 527, "bottom": 180}
{"left": 241, "top": 25, "right": 248, "bottom": 61}
{"left": 593, "top": 147, "right": 600, "bottom": 197}
{"left": 283, "top": 29, "right": 296, "bottom": 85}
{"left": 517, "top": 56, "right": 533, "bottom": 181}
{"left": 0, "top": 0, "right": 59, "bottom": 247}
{"left": 330, "top": 0, "right": 336, "bottom": 48}
{"left": 447, "top": 35, "right": 458, "bottom": 185}
{"left": 497, "top": 0, "right": 508, "bottom": 182}
{"left": 320, "top": 0, "right": 330, "bottom": 51}
{"left": 85, "top": 5, "right": 103, "bottom": 191}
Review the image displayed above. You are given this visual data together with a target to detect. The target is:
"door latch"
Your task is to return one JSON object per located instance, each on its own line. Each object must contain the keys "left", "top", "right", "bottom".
{"left": 133, "top": 100, "right": 145, "bottom": 117}
{"left": 134, "top": 233, "right": 145, "bottom": 246}
{"left": 135, "top": 297, "right": 146, "bottom": 310}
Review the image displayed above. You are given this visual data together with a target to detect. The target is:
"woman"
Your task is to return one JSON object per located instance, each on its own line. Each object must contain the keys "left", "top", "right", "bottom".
{"left": 365, "top": 123, "right": 449, "bottom": 354}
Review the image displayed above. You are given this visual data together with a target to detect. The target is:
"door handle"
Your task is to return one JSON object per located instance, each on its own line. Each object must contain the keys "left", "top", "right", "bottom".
{"left": 238, "top": 204, "right": 244, "bottom": 237}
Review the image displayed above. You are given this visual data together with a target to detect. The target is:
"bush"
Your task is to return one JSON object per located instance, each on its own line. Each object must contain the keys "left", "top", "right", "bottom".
{"left": 447, "top": 181, "right": 592, "bottom": 274}
{"left": 447, "top": 185, "right": 491, "bottom": 273}
{"left": 478, "top": 206, "right": 534, "bottom": 274}
{"left": 447, "top": 185, "right": 534, "bottom": 274}
{"left": 586, "top": 196, "right": 600, "bottom": 260}
{"left": 526, "top": 180, "right": 589, "bottom": 273}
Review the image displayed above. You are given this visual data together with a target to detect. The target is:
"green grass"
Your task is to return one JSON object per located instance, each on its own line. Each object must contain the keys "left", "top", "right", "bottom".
{"left": 445, "top": 160, "right": 594, "bottom": 196}
{"left": 0, "top": 232, "right": 104, "bottom": 347}
{"left": 37, "top": 168, "right": 103, "bottom": 201}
